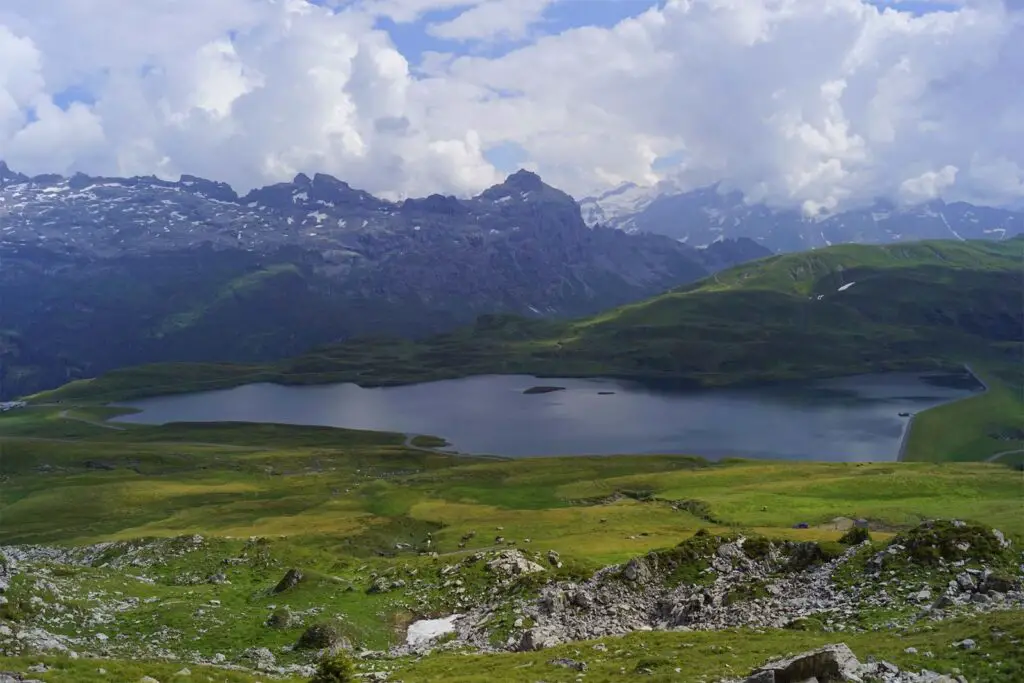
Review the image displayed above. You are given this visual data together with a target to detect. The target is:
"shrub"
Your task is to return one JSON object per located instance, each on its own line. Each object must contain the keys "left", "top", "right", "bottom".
{"left": 891, "top": 520, "right": 1003, "bottom": 566}
{"left": 310, "top": 652, "right": 356, "bottom": 683}
{"left": 838, "top": 526, "right": 871, "bottom": 546}
{"left": 297, "top": 622, "right": 340, "bottom": 650}
{"left": 786, "top": 541, "right": 845, "bottom": 571}
{"left": 743, "top": 536, "right": 774, "bottom": 560}
{"left": 267, "top": 607, "right": 293, "bottom": 629}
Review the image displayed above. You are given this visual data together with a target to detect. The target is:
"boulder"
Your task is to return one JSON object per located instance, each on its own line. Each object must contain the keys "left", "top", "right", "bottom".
{"left": 273, "top": 568, "right": 304, "bottom": 594}
{"left": 239, "top": 646, "right": 276, "bottom": 671}
{"left": 549, "top": 658, "right": 588, "bottom": 672}
{"left": 745, "top": 643, "right": 861, "bottom": 682}
{"left": 485, "top": 550, "right": 546, "bottom": 577}
{"left": 622, "top": 557, "right": 651, "bottom": 583}
{"left": 297, "top": 622, "right": 340, "bottom": 650}
{"left": 517, "top": 627, "right": 561, "bottom": 651}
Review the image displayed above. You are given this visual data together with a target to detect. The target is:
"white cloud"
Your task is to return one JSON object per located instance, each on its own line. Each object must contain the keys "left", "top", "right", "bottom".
{"left": 899, "top": 164, "right": 959, "bottom": 202}
{"left": 0, "top": 0, "right": 1022, "bottom": 209}
{"left": 427, "top": 0, "right": 556, "bottom": 42}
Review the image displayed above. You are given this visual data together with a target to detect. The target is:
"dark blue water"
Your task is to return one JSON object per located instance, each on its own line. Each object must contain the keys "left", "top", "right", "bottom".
{"left": 115, "top": 373, "right": 979, "bottom": 460}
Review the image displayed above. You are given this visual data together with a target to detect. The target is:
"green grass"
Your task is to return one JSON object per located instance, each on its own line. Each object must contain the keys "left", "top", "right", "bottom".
{"left": 0, "top": 656, "right": 301, "bottom": 682}
{"left": 1, "top": 411, "right": 1022, "bottom": 682}
{"left": 392, "top": 610, "right": 1024, "bottom": 682}
{"left": 903, "top": 364, "right": 1024, "bottom": 462}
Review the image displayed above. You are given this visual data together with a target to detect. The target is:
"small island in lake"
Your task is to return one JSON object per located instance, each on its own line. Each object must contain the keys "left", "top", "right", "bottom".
{"left": 523, "top": 385, "right": 567, "bottom": 395}
{"left": 598, "top": 391, "right": 615, "bottom": 395}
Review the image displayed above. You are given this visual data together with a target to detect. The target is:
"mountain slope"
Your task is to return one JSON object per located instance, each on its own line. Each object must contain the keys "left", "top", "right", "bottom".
{"left": 0, "top": 165, "right": 770, "bottom": 398}
{"left": 39, "top": 237, "right": 1023, "bottom": 403}
{"left": 582, "top": 182, "right": 1024, "bottom": 252}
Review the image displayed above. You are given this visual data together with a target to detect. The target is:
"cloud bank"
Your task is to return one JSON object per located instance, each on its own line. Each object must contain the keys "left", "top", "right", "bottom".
{"left": 0, "top": 0, "right": 1021, "bottom": 210}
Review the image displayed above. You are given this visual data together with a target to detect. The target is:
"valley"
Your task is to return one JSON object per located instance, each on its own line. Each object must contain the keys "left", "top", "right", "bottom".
{"left": 2, "top": 176, "right": 1023, "bottom": 683}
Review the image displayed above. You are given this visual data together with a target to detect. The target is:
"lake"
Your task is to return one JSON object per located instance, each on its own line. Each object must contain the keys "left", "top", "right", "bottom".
{"left": 114, "top": 372, "right": 981, "bottom": 460}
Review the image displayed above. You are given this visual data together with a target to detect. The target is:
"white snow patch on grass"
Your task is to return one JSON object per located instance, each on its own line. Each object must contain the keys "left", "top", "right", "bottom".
{"left": 406, "top": 615, "right": 460, "bottom": 647}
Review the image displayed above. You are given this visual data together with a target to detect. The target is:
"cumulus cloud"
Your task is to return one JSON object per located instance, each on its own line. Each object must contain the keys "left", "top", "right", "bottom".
{"left": 0, "top": 0, "right": 1021, "bottom": 209}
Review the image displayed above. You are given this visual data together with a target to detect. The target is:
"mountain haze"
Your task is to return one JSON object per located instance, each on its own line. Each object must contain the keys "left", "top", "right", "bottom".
{"left": 581, "top": 183, "right": 1024, "bottom": 253}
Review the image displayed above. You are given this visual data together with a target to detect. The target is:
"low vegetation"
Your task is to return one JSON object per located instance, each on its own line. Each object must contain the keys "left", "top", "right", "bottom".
{"left": 1, "top": 406, "right": 1022, "bottom": 681}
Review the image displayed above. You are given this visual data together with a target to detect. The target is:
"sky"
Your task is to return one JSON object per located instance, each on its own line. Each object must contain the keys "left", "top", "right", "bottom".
{"left": 0, "top": 0, "right": 1022, "bottom": 213}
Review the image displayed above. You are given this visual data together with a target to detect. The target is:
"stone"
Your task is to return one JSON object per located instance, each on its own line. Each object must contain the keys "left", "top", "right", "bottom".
{"left": 239, "top": 646, "right": 276, "bottom": 670}
{"left": 549, "top": 658, "right": 588, "bottom": 672}
{"left": 622, "top": 557, "right": 650, "bottom": 583}
{"left": 297, "top": 622, "right": 340, "bottom": 650}
{"left": 139, "top": 678, "right": 161, "bottom": 683}
{"left": 954, "top": 639, "right": 977, "bottom": 650}
{"left": 273, "top": 568, "right": 304, "bottom": 594}
{"left": 746, "top": 643, "right": 861, "bottom": 683}
{"left": 485, "top": 550, "right": 546, "bottom": 577}
{"left": 207, "top": 572, "right": 227, "bottom": 585}
{"left": 955, "top": 573, "right": 976, "bottom": 592}
{"left": 517, "top": 627, "right": 560, "bottom": 651}
{"left": 547, "top": 550, "right": 561, "bottom": 567}
{"left": 913, "top": 589, "right": 932, "bottom": 603}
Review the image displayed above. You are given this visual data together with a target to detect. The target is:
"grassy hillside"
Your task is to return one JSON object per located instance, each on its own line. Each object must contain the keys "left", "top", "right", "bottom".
{"left": 1, "top": 411, "right": 1022, "bottom": 681}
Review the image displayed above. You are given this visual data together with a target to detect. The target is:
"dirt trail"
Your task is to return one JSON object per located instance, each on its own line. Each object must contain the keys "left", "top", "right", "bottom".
{"left": 58, "top": 409, "right": 126, "bottom": 431}
{"left": 985, "top": 449, "right": 1024, "bottom": 463}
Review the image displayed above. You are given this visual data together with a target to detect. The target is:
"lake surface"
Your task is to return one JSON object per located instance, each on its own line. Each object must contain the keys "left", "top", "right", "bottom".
{"left": 115, "top": 373, "right": 981, "bottom": 460}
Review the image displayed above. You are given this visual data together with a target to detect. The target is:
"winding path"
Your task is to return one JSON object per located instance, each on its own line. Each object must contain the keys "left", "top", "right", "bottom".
{"left": 58, "top": 409, "right": 125, "bottom": 431}
{"left": 985, "top": 449, "right": 1024, "bottom": 463}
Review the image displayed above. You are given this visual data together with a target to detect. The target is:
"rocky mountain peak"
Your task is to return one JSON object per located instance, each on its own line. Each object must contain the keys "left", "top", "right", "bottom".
{"left": 178, "top": 174, "right": 239, "bottom": 202}
{"left": 400, "top": 193, "right": 466, "bottom": 216}
{"left": 0, "top": 161, "right": 27, "bottom": 187}
{"left": 504, "top": 169, "right": 545, "bottom": 192}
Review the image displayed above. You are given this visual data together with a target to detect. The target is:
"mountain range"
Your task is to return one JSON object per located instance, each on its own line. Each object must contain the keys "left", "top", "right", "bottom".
{"left": 580, "top": 181, "right": 1024, "bottom": 252}
{"left": 42, "top": 236, "right": 1024, "bottom": 405}
{"left": 0, "top": 162, "right": 767, "bottom": 398}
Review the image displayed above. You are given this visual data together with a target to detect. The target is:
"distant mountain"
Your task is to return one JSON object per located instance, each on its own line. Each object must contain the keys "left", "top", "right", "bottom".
{"left": 580, "top": 182, "right": 1024, "bottom": 253}
{"left": 0, "top": 164, "right": 769, "bottom": 398}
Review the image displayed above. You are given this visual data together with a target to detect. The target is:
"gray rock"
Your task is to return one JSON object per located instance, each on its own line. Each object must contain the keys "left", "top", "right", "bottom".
{"left": 239, "top": 646, "right": 276, "bottom": 670}
{"left": 622, "top": 557, "right": 650, "bottom": 583}
{"left": 746, "top": 643, "right": 861, "bottom": 683}
{"left": 955, "top": 573, "right": 976, "bottom": 592}
{"left": 273, "top": 568, "right": 304, "bottom": 594}
{"left": 485, "top": 550, "right": 546, "bottom": 577}
{"left": 517, "top": 627, "right": 560, "bottom": 651}
{"left": 954, "top": 639, "right": 977, "bottom": 650}
{"left": 549, "top": 658, "right": 588, "bottom": 672}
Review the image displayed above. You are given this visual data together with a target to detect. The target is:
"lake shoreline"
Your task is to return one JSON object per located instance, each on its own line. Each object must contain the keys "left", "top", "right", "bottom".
{"left": 897, "top": 364, "right": 988, "bottom": 462}
{"left": 111, "top": 372, "right": 978, "bottom": 462}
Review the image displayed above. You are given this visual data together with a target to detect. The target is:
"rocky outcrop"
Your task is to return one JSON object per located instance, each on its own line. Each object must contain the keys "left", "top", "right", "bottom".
{"left": 485, "top": 550, "right": 546, "bottom": 578}
{"left": 449, "top": 524, "right": 1024, "bottom": 653}
{"left": 724, "top": 643, "right": 966, "bottom": 683}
